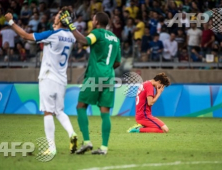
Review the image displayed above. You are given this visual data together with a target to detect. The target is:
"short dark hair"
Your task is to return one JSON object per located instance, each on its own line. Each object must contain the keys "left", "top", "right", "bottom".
{"left": 33, "top": 12, "right": 39, "bottom": 16}
{"left": 128, "top": 17, "right": 134, "bottom": 22}
{"left": 76, "top": 14, "right": 83, "bottom": 19}
{"left": 154, "top": 33, "right": 159, "bottom": 37}
{"left": 153, "top": 72, "right": 170, "bottom": 87}
{"left": 158, "top": 17, "right": 165, "bottom": 22}
{"left": 95, "top": 12, "right": 109, "bottom": 27}
{"left": 152, "top": 10, "right": 158, "bottom": 14}
{"left": 61, "top": 6, "right": 73, "bottom": 15}
{"left": 124, "top": 10, "right": 130, "bottom": 14}
{"left": 161, "top": 25, "right": 168, "bottom": 32}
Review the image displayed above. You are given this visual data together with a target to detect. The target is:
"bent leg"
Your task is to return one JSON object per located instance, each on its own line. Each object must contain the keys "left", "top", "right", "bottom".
{"left": 55, "top": 84, "right": 76, "bottom": 138}
{"left": 161, "top": 125, "right": 169, "bottom": 133}
{"left": 137, "top": 116, "right": 168, "bottom": 133}
{"left": 139, "top": 127, "right": 164, "bottom": 133}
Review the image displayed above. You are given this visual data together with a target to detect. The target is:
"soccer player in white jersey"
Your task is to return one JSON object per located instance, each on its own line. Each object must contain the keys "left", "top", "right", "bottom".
{"left": 5, "top": 7, "right": 78, "bottom": 155}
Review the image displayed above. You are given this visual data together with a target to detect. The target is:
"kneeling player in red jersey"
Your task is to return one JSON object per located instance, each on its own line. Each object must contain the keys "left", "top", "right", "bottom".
{"left": 128, "top": 73, "right": 170, "bottom": 133}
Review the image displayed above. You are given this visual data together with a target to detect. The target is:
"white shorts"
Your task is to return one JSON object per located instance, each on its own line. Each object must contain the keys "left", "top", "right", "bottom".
{"left": 39, "top": 79, "right": 66, "bottom": 114}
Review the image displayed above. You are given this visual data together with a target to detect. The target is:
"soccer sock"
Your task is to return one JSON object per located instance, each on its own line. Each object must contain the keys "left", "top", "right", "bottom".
{"left": 56, "top": 112, "right": 76, "bottom": 138}
{"left": 139, "top": 127, "right": 164, "bottom": 133}
{"left": 44, "top": 115, "right": 56, "bottom": 150}
{"left": 77, "top": 108, "right": 90, "bottom": 141}
{"left": 83, "top": 141, "right": 91, "bottom": 145}
{"left": 101, "top": 145, "right": 108, "bottom": 151}
{"left": 101, "top": 113, "right": 111, "bottom": 147}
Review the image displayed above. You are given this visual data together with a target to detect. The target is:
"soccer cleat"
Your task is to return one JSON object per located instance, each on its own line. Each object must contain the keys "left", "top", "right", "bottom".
{"left": 128, "top": 127, "right": 141, "bottom": 133}
{"left": 42, "top": 148, "right": 56, "bottom": 156}
{"left": 76, "top": 142, "right": 93, "bottom": 154}
{"left": 127, "top": 124, "right": 143, "bottom": 133}
{"left": 91, "top": 148, "right": 107, "bottom": 155}
{"left": 70, "top": 135, "right": 78, "bottom": 154}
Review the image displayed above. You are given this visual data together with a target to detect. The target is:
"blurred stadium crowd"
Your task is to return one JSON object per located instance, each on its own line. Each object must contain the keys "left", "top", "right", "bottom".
{"left": 0, "top": 0, "right": 222, "bottom": 69}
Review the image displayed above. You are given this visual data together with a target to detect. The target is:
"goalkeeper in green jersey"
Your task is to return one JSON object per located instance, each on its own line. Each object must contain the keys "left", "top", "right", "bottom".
{"left": 60, "top": 11, "right": 121, "bottom": 155}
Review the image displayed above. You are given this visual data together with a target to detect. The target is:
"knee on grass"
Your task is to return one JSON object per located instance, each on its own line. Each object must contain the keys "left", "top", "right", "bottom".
{"left": 161, "top": 125, "right": 169, "bottom": 133}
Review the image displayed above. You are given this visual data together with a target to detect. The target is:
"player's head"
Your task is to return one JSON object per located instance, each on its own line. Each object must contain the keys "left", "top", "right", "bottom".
{"left": 92, "top": 12, "right": 109, "bottom": 29}
{"left": 54, "top": 6, "right": 72, "bottom": 30}
{"left": 153, "top": 33, "right": 159, "bottom": 41}
{"left": 153, "top": 72, "right": 170, "bottom": 88}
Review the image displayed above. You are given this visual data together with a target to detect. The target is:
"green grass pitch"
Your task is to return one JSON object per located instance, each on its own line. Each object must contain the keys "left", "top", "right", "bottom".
{"left": 0, "top": 115, "right": 222, "bottom": 170}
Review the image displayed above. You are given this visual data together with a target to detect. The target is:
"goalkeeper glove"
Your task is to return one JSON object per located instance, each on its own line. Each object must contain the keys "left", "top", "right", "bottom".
{"left": 60, "top": 10, "right": 76, "bottom": 31}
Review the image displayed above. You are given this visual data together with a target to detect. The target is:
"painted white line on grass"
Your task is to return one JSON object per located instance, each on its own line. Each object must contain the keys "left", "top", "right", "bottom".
{"left": 80, "top": 161, "right": 222, "bottom": 170}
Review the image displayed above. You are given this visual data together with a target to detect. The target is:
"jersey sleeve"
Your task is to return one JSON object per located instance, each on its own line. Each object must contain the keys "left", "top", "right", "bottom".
{"left": 86, "top": 29, "right": 100, "bottom": 46}
{"left": 33, "top": 30, "right": 56, "bottom": 43}
{"left": 145, "top": 83, "right": 154, "bottom": 97}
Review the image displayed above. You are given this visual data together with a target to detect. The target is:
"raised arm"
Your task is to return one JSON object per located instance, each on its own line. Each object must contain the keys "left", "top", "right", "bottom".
{"left": 5, "top": 13, "right": 34, "bottom": 41}
{"left": 70, "top": 29, "right": 88, "bottom": 45}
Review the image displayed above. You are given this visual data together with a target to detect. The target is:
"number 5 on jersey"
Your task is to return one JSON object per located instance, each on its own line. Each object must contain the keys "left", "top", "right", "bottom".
{"left": 60, "top": 46, "right": 70, "bottom": 67}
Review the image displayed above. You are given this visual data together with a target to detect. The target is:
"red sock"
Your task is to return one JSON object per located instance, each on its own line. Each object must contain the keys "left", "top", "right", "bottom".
{"left": 139, "top": 127, "right": 164, "bottom": 133}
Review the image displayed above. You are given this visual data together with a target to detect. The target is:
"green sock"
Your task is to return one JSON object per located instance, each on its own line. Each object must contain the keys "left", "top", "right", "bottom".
{"left": 101, "top": 113, "right": 111, "bottom": 147}
{"left": 77, "top": 108, "right": 90, "bottom": 141}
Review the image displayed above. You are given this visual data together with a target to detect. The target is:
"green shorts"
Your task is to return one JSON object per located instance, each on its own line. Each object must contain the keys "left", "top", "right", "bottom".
{"left": 78, "top": 77, "right": 115, "bottom": 108}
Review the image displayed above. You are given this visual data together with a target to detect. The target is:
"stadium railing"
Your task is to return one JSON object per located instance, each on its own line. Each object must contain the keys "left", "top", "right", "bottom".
{"left": 133, "top": 62, "right": 222, "bottom": 68}
{"left": 1, "top": 59, "right": 222, "bottom": 68}
{"left": 0, "top": 61, "right": 87, "bottom": 68}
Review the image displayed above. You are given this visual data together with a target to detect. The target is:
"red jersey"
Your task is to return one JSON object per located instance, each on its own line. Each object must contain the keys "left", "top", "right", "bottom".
{"left": 136, "top": 81, "right": 154, "bottom": 120}
{"left": 201, "top": 29, "right": 214, "bottom": 47}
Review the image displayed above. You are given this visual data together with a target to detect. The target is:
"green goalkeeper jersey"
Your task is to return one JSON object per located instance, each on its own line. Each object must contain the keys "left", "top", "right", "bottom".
{"left": 85, "top": 28, "right": 121, "bottom": 80}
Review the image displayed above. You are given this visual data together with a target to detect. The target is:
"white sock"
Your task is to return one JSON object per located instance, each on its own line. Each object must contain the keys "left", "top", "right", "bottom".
{"left": 56, "top": 112, "right": 76, "bottom": 138}
{"left": 44, "top": 115, "right": 56, "bottom": 151}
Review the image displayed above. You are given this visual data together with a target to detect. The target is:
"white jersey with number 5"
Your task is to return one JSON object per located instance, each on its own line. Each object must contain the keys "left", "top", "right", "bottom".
{"left": 33, "top": 29, "right": 75, "bottom": 86}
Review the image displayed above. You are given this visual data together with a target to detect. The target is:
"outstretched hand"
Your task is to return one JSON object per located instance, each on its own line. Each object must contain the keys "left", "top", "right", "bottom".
{"left": 59, "top": 10, "right": 76, "bottom": 31}
{"left": 5, "top": 13, "right": 13, "bottom": 22}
